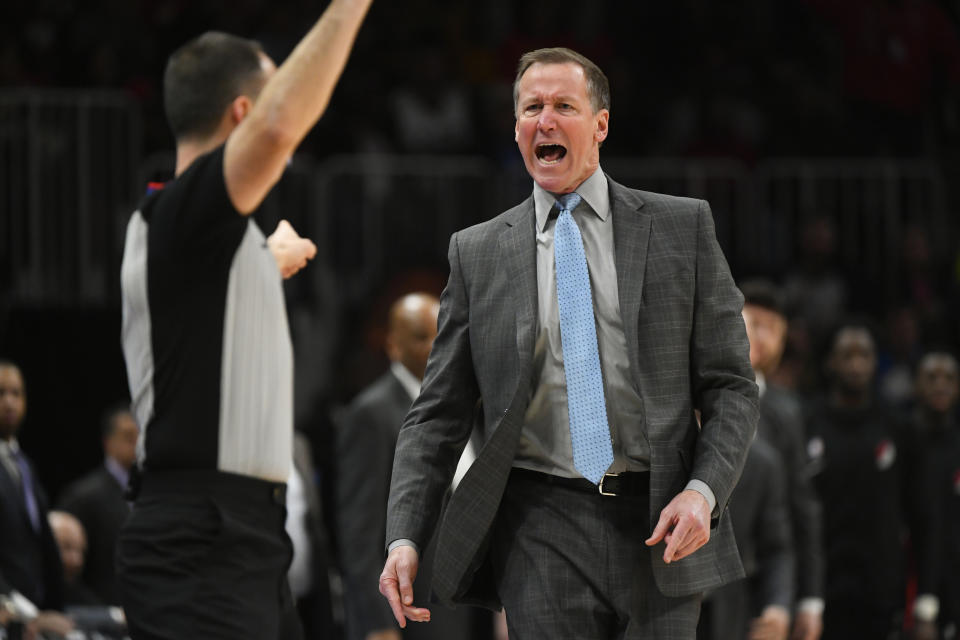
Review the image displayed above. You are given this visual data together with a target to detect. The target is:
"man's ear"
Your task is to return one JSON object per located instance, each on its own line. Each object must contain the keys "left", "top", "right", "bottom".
{"left": 595, "top": 109, "right": 609, "bottom": 144}
{"left": 230, "top": 95, "right": 254, "bottom": 125}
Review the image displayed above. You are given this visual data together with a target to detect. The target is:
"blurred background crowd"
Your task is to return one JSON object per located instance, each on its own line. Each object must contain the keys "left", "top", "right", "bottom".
{"left": 1, "top": 0, "right": 960, "bottom": 638}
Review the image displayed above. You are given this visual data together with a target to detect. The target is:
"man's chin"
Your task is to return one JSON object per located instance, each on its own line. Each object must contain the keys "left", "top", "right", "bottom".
{"left": 530, "top": 169, "right": 573, "bottom": 194}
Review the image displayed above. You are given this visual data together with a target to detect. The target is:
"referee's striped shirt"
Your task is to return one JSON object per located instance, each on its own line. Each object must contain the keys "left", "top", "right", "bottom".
{"left": 120, "top": 145, "right": 292, "bottom": 483}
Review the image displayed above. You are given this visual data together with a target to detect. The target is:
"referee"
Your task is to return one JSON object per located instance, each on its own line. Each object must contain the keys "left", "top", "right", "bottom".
{"left": 117, "top": 2, "right": 373, "bottom": 639}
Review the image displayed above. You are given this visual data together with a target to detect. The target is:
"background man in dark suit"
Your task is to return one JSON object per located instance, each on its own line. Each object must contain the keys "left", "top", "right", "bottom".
{"left": 0, "top": 360, "right": 74, "bottom": 637}
{"left": 379, "top": 48, "right": 758, "bottom": 639}
{"left": 739, "top": 280, "right": 825, "bottom": 640}
{"left": 698, "top": 436, "right": 794, "bottom": 640}
{"left": 58, "top": 404, "right": 138, "bottom": 606}
{"left": 337, "top": 293, "right": 478, "bottom": 640}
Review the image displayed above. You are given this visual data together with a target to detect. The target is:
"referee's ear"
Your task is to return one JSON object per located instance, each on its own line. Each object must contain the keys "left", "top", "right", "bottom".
{"left": 229, "top": 95, "right": 254, "bottom": 128}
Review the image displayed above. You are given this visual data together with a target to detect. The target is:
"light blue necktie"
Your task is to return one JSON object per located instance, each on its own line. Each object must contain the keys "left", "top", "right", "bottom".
{"left": 554, "top": 192, "right": 614, "bottom": 484}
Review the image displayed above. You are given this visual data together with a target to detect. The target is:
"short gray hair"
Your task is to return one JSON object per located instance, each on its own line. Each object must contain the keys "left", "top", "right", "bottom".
{"left": 513, "top": 47, "right": 610, "bottom": 114}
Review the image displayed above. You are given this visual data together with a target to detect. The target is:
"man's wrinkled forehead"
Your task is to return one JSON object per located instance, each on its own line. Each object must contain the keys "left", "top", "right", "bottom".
{"left": 515, "top": 62, "right": 592, "bottom": 112}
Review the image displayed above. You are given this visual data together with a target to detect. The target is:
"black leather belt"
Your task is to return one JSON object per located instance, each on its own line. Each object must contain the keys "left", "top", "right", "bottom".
{"left": 511, "top": 467, "right": 649, "bottom": 497}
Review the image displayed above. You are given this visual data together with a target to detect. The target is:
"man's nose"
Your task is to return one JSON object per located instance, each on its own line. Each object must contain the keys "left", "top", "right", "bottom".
{"left": 537, "top": 108, "right": 557, "bottom": 131}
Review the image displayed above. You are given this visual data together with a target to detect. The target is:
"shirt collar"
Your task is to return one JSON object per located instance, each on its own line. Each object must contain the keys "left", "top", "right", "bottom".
{"left": 0, "top": 438, "right": 20, "bottom": 456}
{"left": 390, "top": 361, "right": 422, "bottom": 401}
{"left": 105, "top": 456, "right": 129, "bottom": 489}
{"left": 534, "top": 166, "right": 609, "bottom": 232}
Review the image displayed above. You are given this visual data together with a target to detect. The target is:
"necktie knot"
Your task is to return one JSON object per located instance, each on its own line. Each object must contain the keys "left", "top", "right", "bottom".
{"left": 556, "top": 193, "right": 582, "bottom": 214}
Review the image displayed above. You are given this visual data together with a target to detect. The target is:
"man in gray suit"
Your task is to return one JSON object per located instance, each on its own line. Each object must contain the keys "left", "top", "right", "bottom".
{"left": 379, "top": 47, "right": 758, "bottom": 639}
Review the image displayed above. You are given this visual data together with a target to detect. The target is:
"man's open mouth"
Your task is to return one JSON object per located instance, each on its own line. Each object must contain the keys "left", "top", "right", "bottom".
{"left": 535, "top": 144, "right": 567, "bottom": 165}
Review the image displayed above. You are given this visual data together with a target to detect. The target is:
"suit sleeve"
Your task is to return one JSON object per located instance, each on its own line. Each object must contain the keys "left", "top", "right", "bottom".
{"left": 689, "top": 200, "right": 759, "bottom": 517}
{"left": 334, "top": 403, "right": 401, "bottom": 636}
{"left": 386, "top": 232, "right": 480, "bottom": 550}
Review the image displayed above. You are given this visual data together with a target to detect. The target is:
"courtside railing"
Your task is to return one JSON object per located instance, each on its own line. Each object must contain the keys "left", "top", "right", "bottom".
{"left": 0, "top": 91, "right": 950, "bottom": 306}
{"left": 0, "top": 90, "right": 141, "bottom": 303}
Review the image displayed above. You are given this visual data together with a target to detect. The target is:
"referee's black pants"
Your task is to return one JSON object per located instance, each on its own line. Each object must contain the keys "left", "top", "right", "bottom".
{"left": 116, "top": 469, "right": 302, "bottom": 640}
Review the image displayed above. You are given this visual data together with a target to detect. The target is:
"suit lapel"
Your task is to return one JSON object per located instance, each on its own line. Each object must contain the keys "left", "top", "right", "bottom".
{"left": 609, "top": 177, "right": 650, "bottom": 387}
{"left": 499, "top": 196, "right": 538, "bottom": 377}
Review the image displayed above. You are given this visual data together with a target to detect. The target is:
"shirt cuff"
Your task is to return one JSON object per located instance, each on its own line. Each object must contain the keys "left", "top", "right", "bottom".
{"left": 684, "top": 479, "right": 716, "bottom": 514}
{"left": 388, "top": 538, "right": 420, "bottom": 555}
{"left": 797, "top": 598, "right": 825, "bottom": 616}
{"left": 913, "top": 594, "right": 939, "bottom": 622}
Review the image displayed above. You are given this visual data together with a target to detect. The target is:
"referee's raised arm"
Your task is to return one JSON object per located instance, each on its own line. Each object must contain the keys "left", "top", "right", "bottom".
{"left": 224, "top": 0, "right": 374, "bottom": 214}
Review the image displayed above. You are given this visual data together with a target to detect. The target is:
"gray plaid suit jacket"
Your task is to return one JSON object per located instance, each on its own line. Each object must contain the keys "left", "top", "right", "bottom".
{"left": 386, "top": 176, "right": 759, "bottom": 610}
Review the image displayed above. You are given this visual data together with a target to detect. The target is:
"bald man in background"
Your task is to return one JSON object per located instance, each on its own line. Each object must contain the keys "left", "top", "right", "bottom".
{"left": 48, "top": 511, "right": 97, "bottom": 606}
{"left": 335, "top": 293, "right": 477, "bottom": 640}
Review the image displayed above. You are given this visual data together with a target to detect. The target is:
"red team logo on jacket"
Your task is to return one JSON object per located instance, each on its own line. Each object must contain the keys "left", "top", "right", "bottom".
{"left": 874, "top": 439, "right": 896, "bottom": 471}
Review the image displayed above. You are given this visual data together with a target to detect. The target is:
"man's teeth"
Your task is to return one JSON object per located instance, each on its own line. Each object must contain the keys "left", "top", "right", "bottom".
{"left": 537, "top": 144, "right": 565, "bottom": 164}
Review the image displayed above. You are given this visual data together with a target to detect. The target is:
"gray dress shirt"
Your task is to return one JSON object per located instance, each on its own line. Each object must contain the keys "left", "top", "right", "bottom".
{"left": 515, "top": 167, "right": 649, "bottom": 477}
{"left": 515, "top": 167, "right": 715, "bottom": 510}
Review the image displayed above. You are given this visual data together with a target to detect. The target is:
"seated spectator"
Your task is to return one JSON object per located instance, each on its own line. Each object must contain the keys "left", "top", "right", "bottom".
{"left": 58, "top": 405, "right": 138, "bottom": 606}
{"left": 49, "top": 509, "right": 130, "bottom": 639}
{"left": 48, "top": 511, "right": 98, "bottom": 606}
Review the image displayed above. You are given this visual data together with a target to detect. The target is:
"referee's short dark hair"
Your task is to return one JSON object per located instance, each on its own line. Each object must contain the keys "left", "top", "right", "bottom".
{"left": 739, "top": 278, "right": 786, "bottom": 318}
{"left": 164, "top": 31, "right": 267, "bottom": 142}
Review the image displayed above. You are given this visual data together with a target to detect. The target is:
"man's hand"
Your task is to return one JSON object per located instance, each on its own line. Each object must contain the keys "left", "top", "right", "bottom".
{"left": 26, "top": 610, "right": 75, "bottom": 639}
{"left": 790, "top": 610, "right": 823, "bottom": 640}
{"left": 379, "top": 545, "right": 430, "bottom": 628}
{"left": 267, "top": 220, "right": 317, "bottom": 279}
{"left": 749, "top": 606, "right": 790, "bottom": 640}
{"left": 645, "top": 489, "right": 711, "bottom": 563}
{"left": 365, "top": 630, "right": 402, "bottom": 640}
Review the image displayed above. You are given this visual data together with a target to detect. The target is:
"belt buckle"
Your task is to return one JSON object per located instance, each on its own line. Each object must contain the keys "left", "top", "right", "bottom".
{"left": 598, "top": 473, "right": 618, "bottom": 497}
